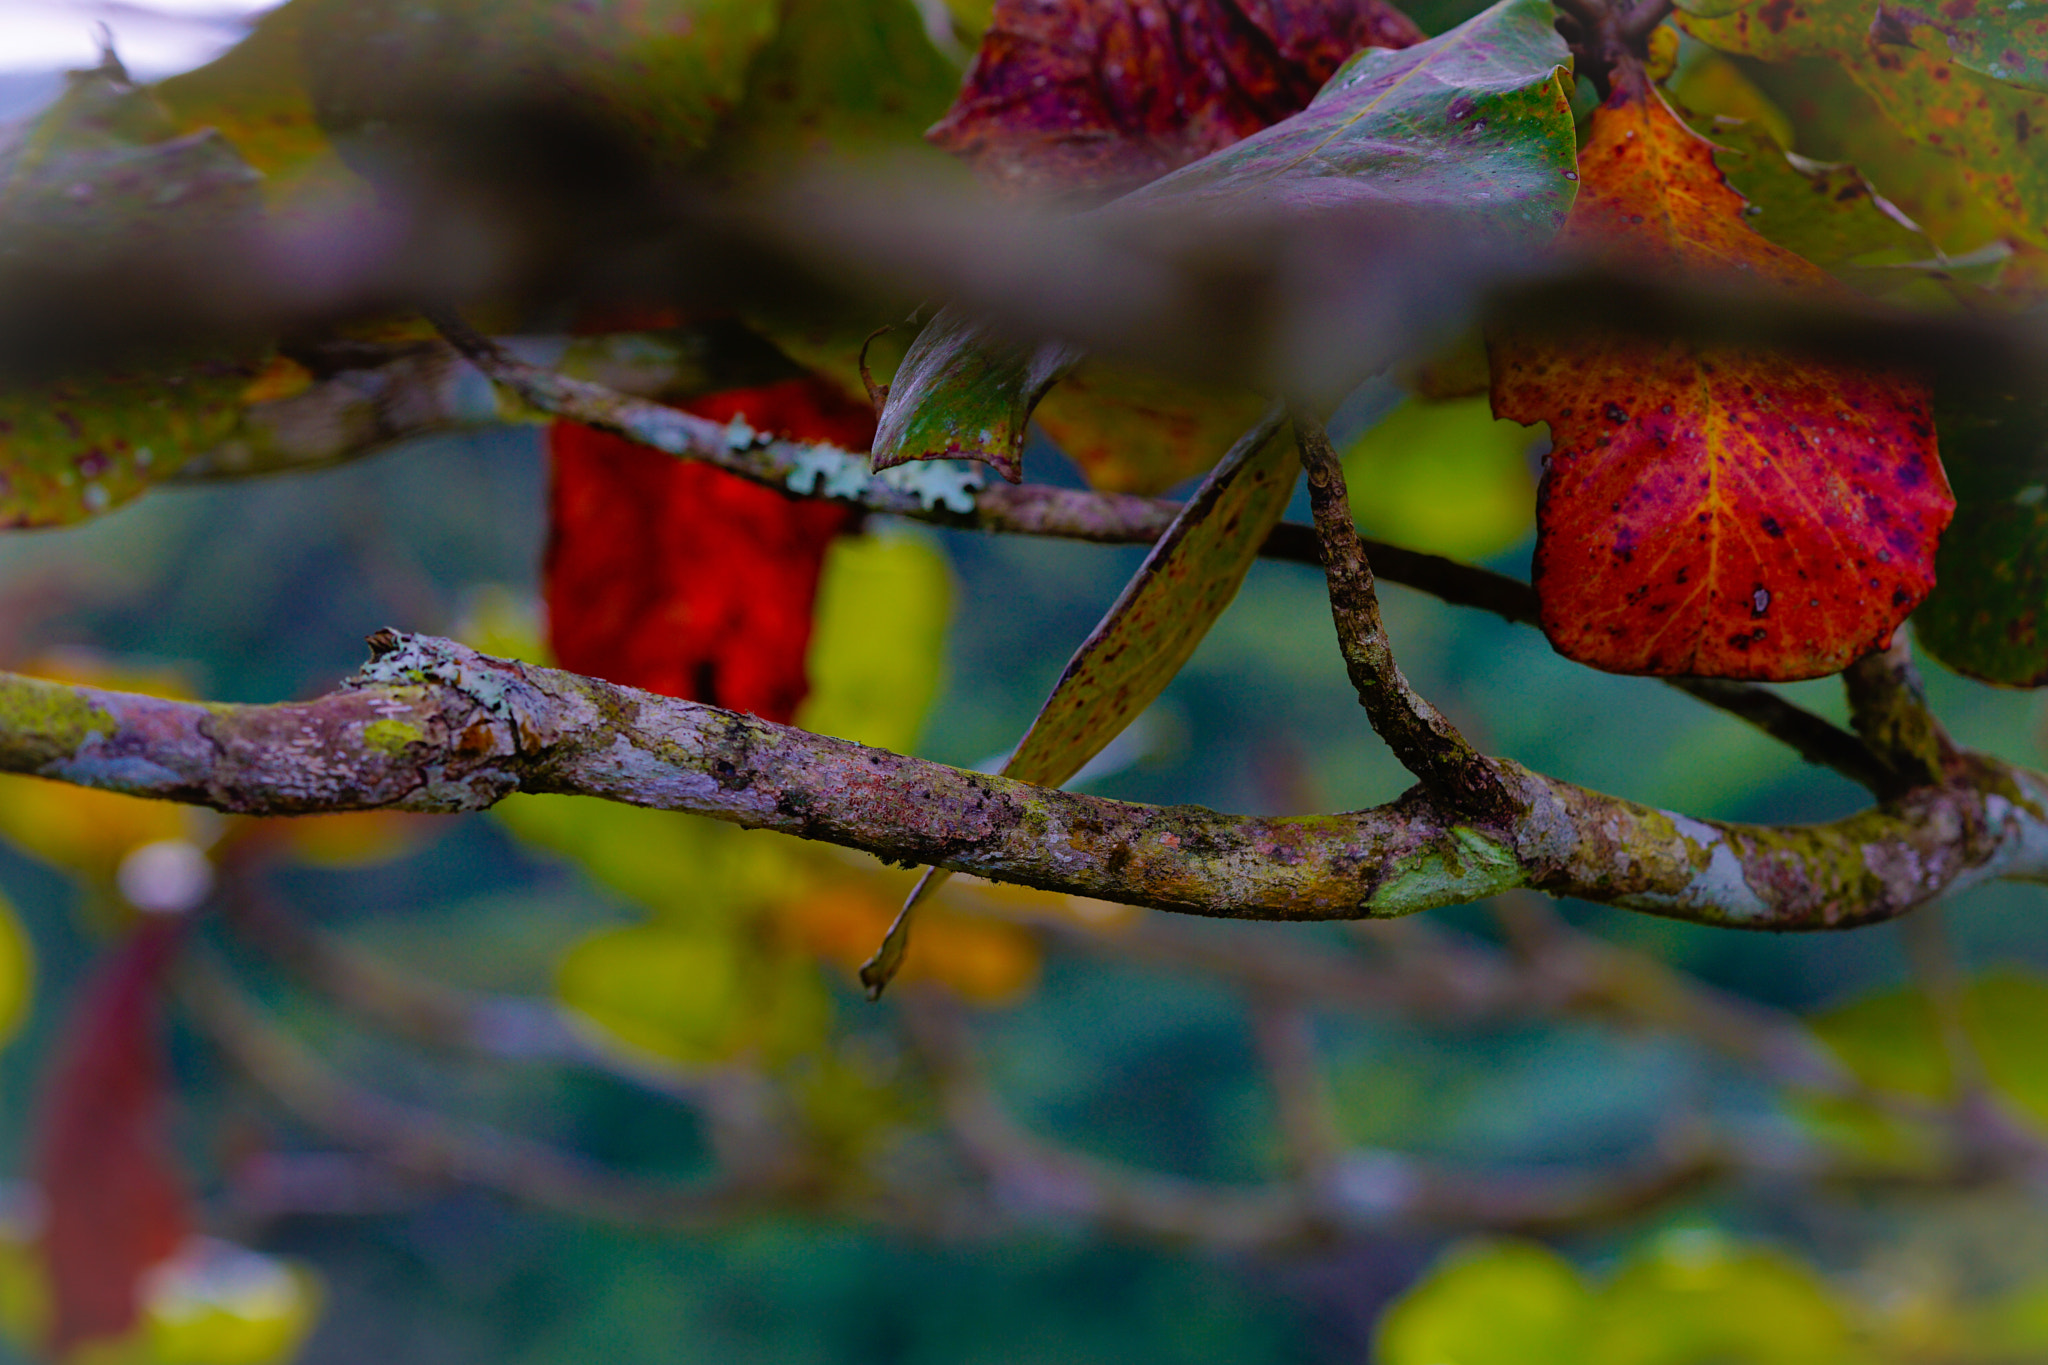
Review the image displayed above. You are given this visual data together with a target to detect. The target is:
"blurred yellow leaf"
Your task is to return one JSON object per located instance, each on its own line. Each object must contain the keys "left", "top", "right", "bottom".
{"left": 1591, "top": 1230, "right": 1868, "bottom": 1365}
{"left": 557, "top": 924, "right": 831, "bottom": 1069}
{"left": 497, "top": 797, "right": 802, "bottom": 925}
{"left": 1344, "top": 397, "right": 1536, "bottom": 561}
{"left": 0, "top": 894, "right": 32, "bottom": 1050}
{"left": 269, "top": 812, "right": 439, "bottom": 869}
{"left": 1376, "top": 1239, "right": 1592, "bottom": 1365}
{"left": 142, "top": 1238, "right": 322, "bottom": 1365}
{"left": 797, "top": 531, "right": 953, "bottom": 756}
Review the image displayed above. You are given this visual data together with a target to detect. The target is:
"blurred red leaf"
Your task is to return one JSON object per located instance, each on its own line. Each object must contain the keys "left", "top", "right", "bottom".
{"left": 545, "top": 375, "right": 872, "bottom": 722}
{"left": 1490, "top": 88, "right": 1952, "bottom": 680}
{"left": 33, "top": 918, "right": 190, "bottom": 1360}
{"left": 931, "top": 0, "right": 1424, "bottom": 197}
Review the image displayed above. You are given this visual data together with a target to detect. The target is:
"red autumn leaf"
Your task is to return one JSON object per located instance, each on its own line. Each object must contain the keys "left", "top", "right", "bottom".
{"left": 930, "top": 0, "right": 1424, "bottom": 198}
{"left": 33, "top": 917, "right": 190, "bottom": 1360}
{"left": 545, "top": 374, "right": 872, "bottom": 723}
{"left": 1490, "top": 87, "right": 1953, "bottom": 680}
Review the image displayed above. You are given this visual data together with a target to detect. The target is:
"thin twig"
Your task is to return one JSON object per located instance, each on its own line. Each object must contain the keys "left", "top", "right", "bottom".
{"left": 180, "top": 954, "right": 789, "bottom": 1229}
{"left": 1292, "top": 407, "right": 1513, "bottom": 816}
{"left": 1843, "top": 633, "right": 1954, "bottom": 796}
{"left": 1247, "top": 995, "right": 1345, "bottom": 1180}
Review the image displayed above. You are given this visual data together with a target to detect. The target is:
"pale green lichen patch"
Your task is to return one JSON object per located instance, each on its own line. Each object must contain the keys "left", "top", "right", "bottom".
{"left": 0, "top": 674, "right": 117, "bottom": 763}
{"left": 362, "top": 717, "right": 424, "bottom": 756}
{"left": 1366, "top": 825, "right": 1523, "bottom": 915}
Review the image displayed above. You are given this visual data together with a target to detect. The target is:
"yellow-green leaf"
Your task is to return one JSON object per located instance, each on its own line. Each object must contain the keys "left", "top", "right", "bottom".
{"left": 1002, "top": 410, "right": 1295, "bottom": 787}
{"left": 797, "top": 530, "right": 954, "bottom": 756}
{"left": 0, "top": 895, "right": 29, "bottom": 1051}
{"left": 557, "top": 924, "right": 829, "bottom": 1068}
{"left": 1342, "top": 396, "right": 1535, "bottom": 561}
{"left": 1591, "top": 1231, "right": 1866, "bottom": 1365}
{"left": 1376, "top": 1240, "right": 1593, "bottom": 1365}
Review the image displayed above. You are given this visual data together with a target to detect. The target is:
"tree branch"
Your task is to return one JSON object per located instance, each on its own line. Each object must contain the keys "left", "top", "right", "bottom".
{"left": 297, "top": 323, "right": 1876, "bottom": 792}
{"left": 1293, "top": 409, "right": 1513, "bottom": 817}
{"left": 0, "top": 631, "right": 2037, "bottom": 932}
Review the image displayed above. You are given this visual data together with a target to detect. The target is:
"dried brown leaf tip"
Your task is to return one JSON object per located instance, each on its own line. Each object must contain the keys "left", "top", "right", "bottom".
{"left": 930, "top": 0, "right": 1425, "bottom": 199}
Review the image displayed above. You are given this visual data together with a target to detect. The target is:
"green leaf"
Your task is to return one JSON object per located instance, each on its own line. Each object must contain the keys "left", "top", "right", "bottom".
{"left": 873, "top": 316, "right": 1080, "bottom": 484}
{"left": 700, "top": 0, "right": 963, "bottom": 178}
{"left": 1917, "top": 387, "right": 2048, "bottom": 685}
{"left": 1110, "top": 0, "right": 1574, "bottom": 220}
{"left": 1375, "top": 1240, "right": 1593, "bottom": 1365}
{"left": 1679, "top": 3, "right": 2048, "bottom": 257}
{"left": 873, "top": 0, "right": 1577, "bottom": 479}
{"left": 1872, "top": 0, "right": 2048, "bottom": 94}
{"left": 1342, "top": 395, "right": 1535, "bottom": 560}
{"left": 301, "top": 0, "right": 781, "bottom": 184}
{"left": 1688, "top": 117, "right": 1935, "bottom": 273}
{"left": 796, "top": 529, "right": 954, "bottom": 755}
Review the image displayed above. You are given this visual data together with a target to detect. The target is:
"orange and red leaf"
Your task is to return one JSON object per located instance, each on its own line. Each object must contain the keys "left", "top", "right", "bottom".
{"left": 1492, "top": 89, "right": 1953, "bottom": 680}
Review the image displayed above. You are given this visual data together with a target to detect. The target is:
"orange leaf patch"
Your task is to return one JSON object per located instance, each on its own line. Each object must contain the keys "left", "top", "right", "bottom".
{"left": 1491, "top": 89, "right": 1953, "bottom": 680}
{"left": 545, "top": 375, "right": 872, "bottom": 723}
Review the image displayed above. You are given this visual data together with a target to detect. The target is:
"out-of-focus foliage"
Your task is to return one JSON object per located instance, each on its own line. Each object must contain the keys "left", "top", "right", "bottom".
{"left": 1378, "top": 1233, "right": 1868, "bottom": 1365}
{"left": 1341, "top": 396, "right": 1535, "bottom": 561}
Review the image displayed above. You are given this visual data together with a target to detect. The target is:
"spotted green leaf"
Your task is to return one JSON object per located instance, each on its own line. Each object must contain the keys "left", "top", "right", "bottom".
{"left": 873, "top": 0, "right": 1577, "bottom": 480}
{"left": 1679, "top": 0, "right": 2048, "bottom": 258}
{"left": 1004, "top": 412, "right": 1297, "bottom": 787}
{"left": 1873, "top": 0, "right": 2048, "bottom": 93}
{"left": 862, "top": 408, "right": 1295, "bottom": 993}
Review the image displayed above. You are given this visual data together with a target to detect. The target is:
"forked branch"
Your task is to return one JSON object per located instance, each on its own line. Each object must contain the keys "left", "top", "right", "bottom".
{"left": 1293, "top": 408, "right": 1513, "bottom": 818}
